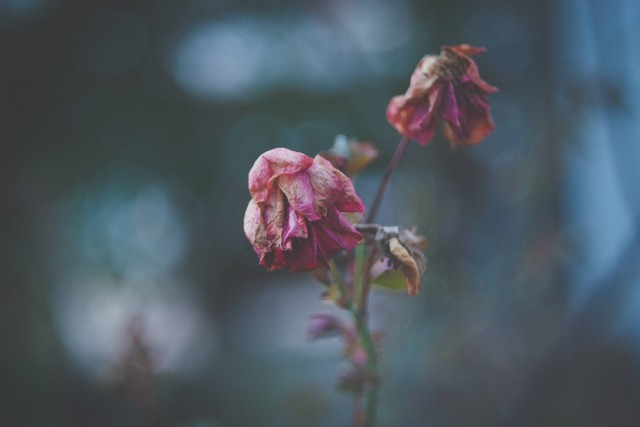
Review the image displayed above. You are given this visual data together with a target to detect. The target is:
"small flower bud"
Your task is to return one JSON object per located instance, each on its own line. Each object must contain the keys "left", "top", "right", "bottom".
{"left": 338, "top": 367, "right": 365, "bottom": 395}
{"left": 350, "top": 346, "right": 368, "bottom": 367}
{"left": 307, "top": 313, "right": 344, "bottom": 341}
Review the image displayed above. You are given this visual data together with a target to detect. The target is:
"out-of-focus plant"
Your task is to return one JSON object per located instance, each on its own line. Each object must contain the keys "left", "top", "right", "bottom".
{"left": 243, "top": 45, "right": 497, "bottom": 427}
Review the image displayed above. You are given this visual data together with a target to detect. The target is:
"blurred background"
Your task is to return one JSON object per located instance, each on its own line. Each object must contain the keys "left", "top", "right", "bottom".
{"left": 3, "top": 0, "right": 640, "bottom": 426}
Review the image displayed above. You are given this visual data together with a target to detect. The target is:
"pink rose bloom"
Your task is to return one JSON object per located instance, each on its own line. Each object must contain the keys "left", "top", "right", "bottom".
{"left": 244, "top": 148, "right": 364, "bottom": 272}
{"left": 386, "top": 44, "right": 498, "bottom": 148}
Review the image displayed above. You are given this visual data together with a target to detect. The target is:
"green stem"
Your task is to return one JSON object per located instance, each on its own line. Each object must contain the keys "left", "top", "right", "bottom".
{"left": 357, "top": 248, "right": 378, "bottom": 315}
{"left": 351, "top": 248, "right": 379, "bottom": 427}
{"left": 329, "top": 255, "right": 379, "bottom": 427}
{"left": 353, "top": 243, "right": 366, "bottom": 312}
{"left": 351, "top": 306, "right": 378, "bottom": 427}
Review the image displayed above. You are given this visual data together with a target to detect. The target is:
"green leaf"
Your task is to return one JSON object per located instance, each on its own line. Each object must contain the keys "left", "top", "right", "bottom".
{"left": 371, "top": 269, "right": 406, "bottom": 292}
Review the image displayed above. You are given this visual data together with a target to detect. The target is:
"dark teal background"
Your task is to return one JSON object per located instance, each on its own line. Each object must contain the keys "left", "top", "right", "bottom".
{"left": 3, "top": 0, "right": 640, "bottom": 426}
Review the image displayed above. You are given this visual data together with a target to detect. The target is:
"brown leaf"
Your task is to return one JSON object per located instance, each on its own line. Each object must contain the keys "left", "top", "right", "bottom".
{"left": 388, "top": 237, "right": 420, "bottom": 296}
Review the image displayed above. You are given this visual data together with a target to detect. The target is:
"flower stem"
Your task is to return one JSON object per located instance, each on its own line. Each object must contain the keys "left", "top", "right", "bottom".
{"left": 329, "top": 255, "right": 379, "bottom": 427}
{"left": 352, "top": 245, "right": 379, "bottom": 427}
{"left": 351, "top": 305, "right": 379, "bottom": 427}
{"left": 365, "top": 136, "right": 410, "bottom": 223}
{"left": 352, "top": 137, "right": 411, "bottom": 424}
{"left": 353, "top": 243, "right": 366, "bottom": 311}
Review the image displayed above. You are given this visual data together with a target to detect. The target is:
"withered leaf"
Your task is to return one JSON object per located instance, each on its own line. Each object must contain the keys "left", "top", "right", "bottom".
{"left": 388, "top": 237, "right": 420, "bottom": 296}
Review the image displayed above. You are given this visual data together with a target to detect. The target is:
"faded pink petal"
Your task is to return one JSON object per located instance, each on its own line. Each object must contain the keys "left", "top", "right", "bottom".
{"left": 385, "top": 95, "right": 405, "bottom": 130}
{"left": 313, "top": 206, "right": 363, "bottom": 254}
{"left": 439, "top": 82, "right": 460, "bottom": 128}
{"left": 282, "top": 203, "right": 307, "bottom": 250}
{"left": 278, "top": 170, "right": 319, "bottom": 221}
{"left": 312, "top": 156, "right": 365, "bottom": 213}
{"left": 283, "top": 206, "right": 362, "bottom": 271}
{"left": 244, "top": 147, "right": 364, "bottom": 272}
{"left": 387, "top": 83, "right": 443, "bottom": 146}
{"left": 248, "top": 148, "right": 313, "bottom": 203}
{"left": 443, "top": 101, "right": 495, "bottom": 147}
{"left": 284, "top": 232, "right": 321, "bottom": 272}
{"left": 243, "top": 200, "right": 267, "bottom": 250}
{"left": 262, "top": 247, "right": 288, "bottom": 271}
{"left": 409, "top": 55, "right": 440, "bottom": 96}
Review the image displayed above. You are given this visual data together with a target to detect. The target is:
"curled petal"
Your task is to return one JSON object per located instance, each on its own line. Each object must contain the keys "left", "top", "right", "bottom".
{"left": 281, "top": 203, "right": 308, "bottom": 250}
{"left": 439, "top": 82, "right": 460, "bottom": 128}
{"left": 281, "top": 159, "right": 335, "bottom": 219}
{"left": 279, "top": 155, "right": 364, "bottom": 220}
{"left": 442, "top": 85, "right": 495, "bottom": 147}
{"left": 442, "top": 44, "right": 486, "bottom": 57}
{"left": 443, "top": 44, "right": 498, "bottom": 93}
{"left": 248, "top": 148, "right": 313, "bottom": 203}
{"left": 261, "top": 247, "right": 288, "bottom": 271}
{"left": 313, "top": 156, "right": 365, "bottom": 213}
{"left": 387, "top": 84, "right": 443, "bottom": 146}
{"left": 408, "top": 56, "right": 440, "bottom": 96}
{"left": 313, "top": 206, "right": 363, "bottom": 254}
{"left": 284, "top": 234, "right": 321, "bottom": 272}
{"left": 243, "top": 199, "right": 268, "bottom": 251}
{"left": 277, "top": 169, "right": 319, "bottom": 221}
{"left": 285, "top": 206, "right": 362, "bottom": 272}
{"left": 386, "top": 95, "right": 406, "bottom": 132}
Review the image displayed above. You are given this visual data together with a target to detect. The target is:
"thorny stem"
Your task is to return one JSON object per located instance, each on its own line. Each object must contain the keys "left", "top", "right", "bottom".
{"left": 358, "top": 249, "right": 378, "bottom": 315}
{"left": 353, "top": 243, "right": 366, "bottom": 312}
{"left": 351, "top": 305, "right": 379, "bottom": 427}
{"left": 329, "top": 256, "right": 379, "bottom": 427}
{"left": 365, "top": 136, "right": 410, "bottom": 224}
{"left": 352, "top": 244, "right": 379, "bottom": 427}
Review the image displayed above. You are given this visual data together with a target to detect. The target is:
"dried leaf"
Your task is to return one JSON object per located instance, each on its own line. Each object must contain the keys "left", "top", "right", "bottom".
{"left": 389, "top": 237, "right": 420, "bottom": 295}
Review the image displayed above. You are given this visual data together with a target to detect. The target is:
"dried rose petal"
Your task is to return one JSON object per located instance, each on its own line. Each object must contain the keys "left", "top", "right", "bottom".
{"left": 244, "top": 148, "right": 365, "bottom": 272}
{"left": 386, "top": 44, "right": 498, "bottom": 148}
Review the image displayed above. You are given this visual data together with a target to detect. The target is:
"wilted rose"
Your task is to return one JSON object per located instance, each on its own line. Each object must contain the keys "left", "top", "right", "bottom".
{"left": 387, "top": 44, "right": 498, "bottom": 148}
{"left": 244, "top": 148, "right": 365, "bottom": 272}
